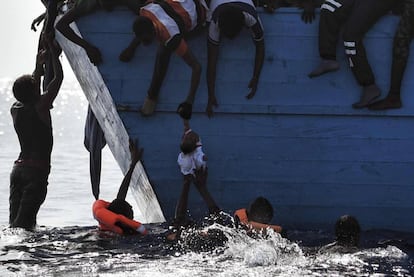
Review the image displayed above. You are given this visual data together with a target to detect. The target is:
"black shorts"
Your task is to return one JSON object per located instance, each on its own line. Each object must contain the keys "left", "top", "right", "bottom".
{"left": 9, "top": 165, "right": 49, "bottom": 229}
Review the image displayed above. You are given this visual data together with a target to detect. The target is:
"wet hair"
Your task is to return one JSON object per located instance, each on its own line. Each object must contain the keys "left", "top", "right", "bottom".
{"left": 108, "top": 198, "right": 134, "bottom": 219}
{"left": 247, "top": 197, "right": 274, "bottom": 224}
{"left": 133, "top": 16, "right": 155, "bottom": 41}
{"left": 218, "top": 7, "right": 244, "bottom": 39}
{"left": 335, "top": 215, "right": 361, "bottom": 247}
{"left": 12, "top": 75, "right": 39, "bottom": 103}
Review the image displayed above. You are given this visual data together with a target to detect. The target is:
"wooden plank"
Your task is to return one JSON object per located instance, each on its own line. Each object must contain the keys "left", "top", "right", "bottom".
{"left": 55, "top": 21, "right": 165, "bottom": 223}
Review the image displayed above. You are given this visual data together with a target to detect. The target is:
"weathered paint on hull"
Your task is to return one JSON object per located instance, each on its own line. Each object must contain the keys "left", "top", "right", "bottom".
{"left": 58, "top": 8, "right": 414, "bottom": 232}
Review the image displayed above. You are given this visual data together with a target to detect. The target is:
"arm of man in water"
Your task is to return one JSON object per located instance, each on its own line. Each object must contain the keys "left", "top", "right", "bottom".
{"left": 41, "top": 34, "right": 63, "bottom": 106}
{"left": 116, "top": 139, "right": 143, "bottom": 200}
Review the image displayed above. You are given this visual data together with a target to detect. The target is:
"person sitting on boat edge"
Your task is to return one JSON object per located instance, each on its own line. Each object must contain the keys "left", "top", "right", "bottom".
{"left": 369, "top": 0, "right": 414, "bottom": 110}
{"left": 318, "top": 214, "right": 360, "bottom": 253}
{"left": 92, "top": 139, "right": 147, "bottom": 236}
{"left": 55, "top": 0, "right": 145, "bottom": 66}
{"left": 308, "top": 0, "right": 397, "bottom": 109}
{"left": 120, "top": 0, "right": 208, "bottom": 117}
{"left": 234, "top": 196, "right": 283, "bottom": 234}
{"left": 206, "top": 0, "right": 265, "bottom": 117}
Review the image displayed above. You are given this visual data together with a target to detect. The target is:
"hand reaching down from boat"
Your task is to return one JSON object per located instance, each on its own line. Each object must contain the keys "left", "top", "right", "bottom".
{"left": 301, "top": 0, "right": 316, "bottom": 24}
{"left": 177, "top": 102, "right": 193, "bottom": 120}
{"left": 246, "top": 76, "right": 259, "bottom": 99}
{"left": 119, "top": 37, "right": 140, "bottom": 62}
{"left": 206, "top": 95, "right": 218, "bottom": 118}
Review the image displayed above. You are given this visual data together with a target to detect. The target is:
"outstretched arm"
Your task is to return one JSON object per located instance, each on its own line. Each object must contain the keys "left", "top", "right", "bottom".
{"left": 246, "top": 39, "right": 264, "bottom": 99}
{"left": 45, "top": 0, "right": 58, "bottom": 34}
{"left": 206, "top": 41, "right": 219, "bottom": 117}
{"left": 119, "top": 37, "right": 140, "bottom": 62}
{"left": 31, "top": 12, "right": 46, "bottom": 32}
{"left": 55, "top": 6, "right": 102, "bottom": 65}
{"left": 181, "top": 48, "right": 201, "bottom": 105}
{"left": 116, "top": 139, "right": 143, "bottom": 200}
{"left": 41, "top": 34, "right": 64, "bottom": 107}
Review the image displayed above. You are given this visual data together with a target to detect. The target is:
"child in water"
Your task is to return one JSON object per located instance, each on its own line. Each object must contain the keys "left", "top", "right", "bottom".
{"left": 169, "top": 120, "right": 220, "bottom": 240}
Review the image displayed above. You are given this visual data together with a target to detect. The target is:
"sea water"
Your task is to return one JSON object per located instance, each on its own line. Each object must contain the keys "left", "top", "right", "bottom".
{"left": 0, "top": 78, "right": 413, "bottom": 276}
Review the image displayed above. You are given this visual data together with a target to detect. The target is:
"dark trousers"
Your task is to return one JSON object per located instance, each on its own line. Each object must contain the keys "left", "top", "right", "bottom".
{"left": 390, "top": 0, "right": 414, "bottom": 94}
{"left": 9, "top": 165, "right": 48, "bottom": 230}
{"left": 319, "top": 0, "right": 396, "bottom": 86}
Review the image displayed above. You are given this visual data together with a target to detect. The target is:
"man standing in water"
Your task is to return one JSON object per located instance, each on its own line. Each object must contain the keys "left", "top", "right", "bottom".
{"left": 9, "top": 33, "right": 63, "bottom": 230}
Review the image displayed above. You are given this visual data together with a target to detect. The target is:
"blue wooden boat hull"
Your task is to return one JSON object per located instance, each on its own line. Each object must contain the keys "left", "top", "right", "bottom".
{"left": 57, "top": 8, "right": 414, "bottom": 232}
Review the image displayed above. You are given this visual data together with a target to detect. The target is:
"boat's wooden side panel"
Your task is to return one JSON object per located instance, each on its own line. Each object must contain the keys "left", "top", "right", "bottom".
{"left": 55, "top": 21, "right": 165, "bottom": 223}
{"left": 71, "top": 8, "right": 414, "bottom": 231}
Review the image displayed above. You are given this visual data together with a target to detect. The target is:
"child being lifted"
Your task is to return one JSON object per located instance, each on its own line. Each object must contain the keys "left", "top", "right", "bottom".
{"left": 172, "top": 119, "right": 221, "bottom": 235}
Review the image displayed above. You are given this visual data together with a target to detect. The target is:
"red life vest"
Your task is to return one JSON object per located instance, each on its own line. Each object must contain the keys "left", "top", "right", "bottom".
{"left": 234, "top": 208, "right": 282, "bottom": 233}
{"left": 92, "top": 200, "right": 147, "bottom": 235}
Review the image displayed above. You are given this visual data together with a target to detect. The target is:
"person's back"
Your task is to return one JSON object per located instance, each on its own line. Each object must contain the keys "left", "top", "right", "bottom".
{"left": 11, "top": 99, "right": 53, "bottom": 165}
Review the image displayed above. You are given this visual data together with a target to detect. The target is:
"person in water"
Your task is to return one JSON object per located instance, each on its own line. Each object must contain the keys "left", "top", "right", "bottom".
{"left": 169, "top": 119, "right": 220, "bottom": 238}
{"left": 92, "top": 139, "right": 147, "bottom": 235}
{"left": 234, "top": 196, "right": 283, "bottom": 234}
{"left": 308, "top": 0, "right": 397, "bottom": 109}
{"left": 56, "top": 0, "right": 144, "bottom": 66}
{"left": 369, "top": 0, "right": 414, "bottom": 110}
{"left": 318, "top": 214, "right": 361, "bottom": 253}
{"left": 120, "top": 0, "right": 208, "bottom": 117}
{"left": 206, "top": 0, "right": 265, "bottom": 117}
{"left": 173, "top": 196, "right": 282, "bottom": 250}
{"left": 10, "top": 32, "right": 63, "bottom": 230}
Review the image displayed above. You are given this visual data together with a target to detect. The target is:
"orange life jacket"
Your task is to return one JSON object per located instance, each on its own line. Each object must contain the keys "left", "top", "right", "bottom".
{"left": 92, "top": 200, "right": 147, "bottom": 235}
{"left": 234, "top": 208, "right": 282, "bottom": 233}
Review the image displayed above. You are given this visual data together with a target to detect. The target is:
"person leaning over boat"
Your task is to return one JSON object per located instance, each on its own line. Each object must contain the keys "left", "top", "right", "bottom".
{"left": 9, "top": 32, "right": 63, "bottom": 230}
{"left": 120, "top": 0, "right": 208, "bottom": 117}
{"left": 308, "top": 0, "right": 397, "bottom": 109}
{"left": 369, "top": 0, "right": 414, "bottom": 110}
{"left": 56, "top": 0, "right": 144, "bottom": 66}
{"left": 92, "top": 139, "right": 148, "bottom": 236}
{"left": 206, "top": 0, "right": 265, "bottom": 117}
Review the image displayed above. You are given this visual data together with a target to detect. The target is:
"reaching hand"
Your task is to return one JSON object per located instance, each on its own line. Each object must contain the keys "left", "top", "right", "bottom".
{"left": 119, "top": 47, "right": 135, "bottom": 62}
{"left": 246, "top": 77, "right": 258, "bottom": 99}
{"left": 31, "top": 14, "right": 45, "bottom": 32}
{"left": 85, "top": 44, "right": 102, "bottom": 66}
{"left": 301, "top": 1, "right": 315, "bottom": 24}
{"left": 206, "top": 96, "right": 218, "bottom": 118}
{"left": 129, "top": 139, "right": 143, "bottom": 165}
{"left": 177, "top": 102, "right": 193, "bottom": 120}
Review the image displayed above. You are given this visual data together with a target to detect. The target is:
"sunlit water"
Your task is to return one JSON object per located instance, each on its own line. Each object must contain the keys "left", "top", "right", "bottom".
{"left": 0, "top": 77, "right": 413, "bottom": 276}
